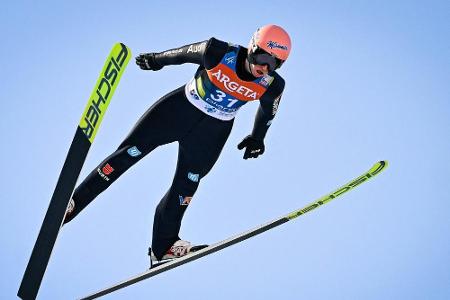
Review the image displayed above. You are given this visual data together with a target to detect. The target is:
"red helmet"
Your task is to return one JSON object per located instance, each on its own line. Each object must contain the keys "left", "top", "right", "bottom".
{"left": 248, "top": 24, "right": 291, "bottom": 71}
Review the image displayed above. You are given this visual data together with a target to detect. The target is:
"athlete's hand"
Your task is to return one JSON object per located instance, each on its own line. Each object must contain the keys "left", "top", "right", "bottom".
{"left": 136, "top": 53, "right": 163, "bottom": 71}
{"left": 237, "top": 135, "right": 265, "bottom": 159}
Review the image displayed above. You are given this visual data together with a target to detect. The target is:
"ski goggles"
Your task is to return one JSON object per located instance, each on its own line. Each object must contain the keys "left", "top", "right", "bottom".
{"left": 248, "top": 47, "right": 284, "bottom": 72}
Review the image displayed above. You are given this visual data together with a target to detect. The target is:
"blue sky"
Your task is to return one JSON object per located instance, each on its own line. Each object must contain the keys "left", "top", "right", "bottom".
{"left": 1, "top": 1, "right": 449, "bottom": 299}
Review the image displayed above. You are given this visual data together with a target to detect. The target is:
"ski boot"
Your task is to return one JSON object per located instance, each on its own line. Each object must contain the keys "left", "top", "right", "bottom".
{"left": 149, "top": 240, "right": 208, "bottom": 268}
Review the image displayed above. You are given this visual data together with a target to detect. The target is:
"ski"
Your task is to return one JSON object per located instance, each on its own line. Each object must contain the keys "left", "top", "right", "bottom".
{"left": 80, "top": 160, "right": 388, "bottom": 300}
{"left": 18, "top": 43, "right": 131, "bottom": 300}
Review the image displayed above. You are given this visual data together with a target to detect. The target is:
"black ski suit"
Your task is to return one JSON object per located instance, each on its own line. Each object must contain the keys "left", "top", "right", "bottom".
{"left": 64, "top": 37, "right": 285, "bottom": 260}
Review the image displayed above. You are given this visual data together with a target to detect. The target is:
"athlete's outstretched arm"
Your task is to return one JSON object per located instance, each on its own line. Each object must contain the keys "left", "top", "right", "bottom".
{"left": 136, "top": 37, "right": 229, "bottom": 71}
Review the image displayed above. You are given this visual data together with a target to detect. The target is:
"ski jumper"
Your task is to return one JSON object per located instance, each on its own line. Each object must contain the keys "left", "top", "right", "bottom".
{"left": 63, "top": 38, "right": 285, "bottom": 260}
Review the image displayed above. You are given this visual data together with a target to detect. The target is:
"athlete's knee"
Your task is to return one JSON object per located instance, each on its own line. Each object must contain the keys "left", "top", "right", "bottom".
{"left": 174, "top": 170, "right": 202, "bottom": 194}
{"left": 169, "top": 171, "right": 202, "bottom": 208}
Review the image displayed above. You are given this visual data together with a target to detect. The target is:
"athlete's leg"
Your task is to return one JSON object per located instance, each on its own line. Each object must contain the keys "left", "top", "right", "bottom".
{"left": 64, "top": 86, "right": 200, "bottom": 223}
{"left": 151, "top": 116, "right": 234, "bottom": 259}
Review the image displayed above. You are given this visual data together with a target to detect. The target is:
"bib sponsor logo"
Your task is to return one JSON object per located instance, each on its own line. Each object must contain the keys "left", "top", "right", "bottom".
{"left": 225, "top": 56, "right": 235, "bottom": 64}
{"left": 189, "top": 88, "right": 200, "bottom": 100}
{"left": 259, "top": 75, "right": 273, "bottom": 87}
{"left": 210, "top": 69, "right": 258, "bottom": 100}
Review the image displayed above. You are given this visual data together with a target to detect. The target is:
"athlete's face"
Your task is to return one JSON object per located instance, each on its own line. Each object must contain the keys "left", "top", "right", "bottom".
{"left": 249, "top": 63, "right": 269, "bottom": 77}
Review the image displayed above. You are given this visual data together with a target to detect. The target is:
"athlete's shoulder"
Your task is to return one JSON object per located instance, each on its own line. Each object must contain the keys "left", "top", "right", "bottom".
{"left": 203, "top": 37, "right": 233, "bottom": 69}
{"left": 269, "top": 71, "right": 285, "bottom": 92}
{"left": 258, "top": 72, "right": 285, "bottom": 103}
{"left": 205, "top": 37, "right": 230, "bottom": 54}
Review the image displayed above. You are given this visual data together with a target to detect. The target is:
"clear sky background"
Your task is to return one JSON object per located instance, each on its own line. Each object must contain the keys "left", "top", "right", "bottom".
{"left": 1, "top": 1, "right": 449, "bottom": 299}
